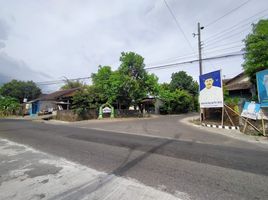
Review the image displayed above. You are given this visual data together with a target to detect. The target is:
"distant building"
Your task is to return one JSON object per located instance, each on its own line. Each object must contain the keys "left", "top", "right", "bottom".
{"left": 27, "top": 88, "right": 80, "bottom": 116}
{"left": 224, "top": 72, "right": 255, "bottom": 100}
{"left": 140, "top": 97, "right": 164, "bottom": 114}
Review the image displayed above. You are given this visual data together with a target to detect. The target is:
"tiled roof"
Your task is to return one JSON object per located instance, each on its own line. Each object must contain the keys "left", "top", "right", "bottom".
{"left": 37, "top": 88, "right": 80, "bottom": 101}
{"left": 225, "top": 82, "right": 252, "bottom": 91}
{"left": 224, "top": 72, "right": 252, "bottom": 91}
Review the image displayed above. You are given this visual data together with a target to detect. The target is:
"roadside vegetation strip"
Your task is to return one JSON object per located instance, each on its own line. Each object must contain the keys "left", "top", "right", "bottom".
{"left": 0, "top": 138, "right": 188, "bottom": 200}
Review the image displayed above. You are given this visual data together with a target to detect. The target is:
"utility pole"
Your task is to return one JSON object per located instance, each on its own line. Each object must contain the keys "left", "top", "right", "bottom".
{"left": 194, "top": 22, "right": 204, "bottom": 121}
{"left": 197, "top": 22, "right": 203, "bottom": 75}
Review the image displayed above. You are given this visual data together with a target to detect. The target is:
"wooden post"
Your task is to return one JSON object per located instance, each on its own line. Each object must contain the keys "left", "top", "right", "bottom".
{"left": 243, "top": 118, "right": 248, "bottom": 133}
{"left": 221, "top": 107, "right": 224, "bottom": 126}
{"left": 224, "top": 106, "right": 235, "bottom": 126}
{"left": 261, "top": 111, "right": 266, "bottom": 136}
{"left": 224, "top": 104, "right": 262, "bottom": 134}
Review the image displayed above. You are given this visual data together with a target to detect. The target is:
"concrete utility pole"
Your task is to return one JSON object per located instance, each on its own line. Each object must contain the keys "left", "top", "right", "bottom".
{"left": 194, "top": 22, "right": 204, "bottom": 121}
{"left": 197, "top": 22, "right": 203, "bottom": 76}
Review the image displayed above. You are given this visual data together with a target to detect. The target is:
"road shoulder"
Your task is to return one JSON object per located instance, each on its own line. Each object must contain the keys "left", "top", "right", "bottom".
{"left": 180, "top": 116, "right": 268, "bottom": 145}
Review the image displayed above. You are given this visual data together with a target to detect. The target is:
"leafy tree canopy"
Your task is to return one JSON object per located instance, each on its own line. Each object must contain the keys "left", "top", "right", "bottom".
{"left": 90, "top": 52, "right": 159, "bottom": 108}
{"left": 0, "top": 96, "right": 20, "bottom": 116}
{"left": 91, "top": 65, "right": 113, "bottom": 102}
{"left": 243, "top": 19, "right": 268, "bottom": 83}
{"left": 72, "top": 85, "right": 105, "bottom": 110}
{"left": 119, "top": 52, "right": 146, "bottom": 80}
{"left": 118, "top": 52, "right": 158, "bottom": 106}
{"left": 159, "top": 86, "right": 192, "bottom": 114}
{"left": 0, "top": 80, "right": 41, "bottom": 103}
{"left": 169, "top": 71, "right": 198, "bottom": 95}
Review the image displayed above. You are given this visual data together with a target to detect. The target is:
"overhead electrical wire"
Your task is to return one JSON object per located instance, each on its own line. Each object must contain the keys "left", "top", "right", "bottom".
{"left": 36, "top": 77, "right": 91, "bottom": 86}
{"left": 145, "top": 51, "right": 244, "bottom": 71}
{"left": 35, "top": 51, "right": 245, "bottom": 86}
{"left": 204, "top": 41, "right": 244, "bottom": 51}
{"left": 163, "top": 0, "right": 195, "bottom": 52}
{"left": 203, "top": 45, "right": 244, "bottom": 55}
{"left": 204, "top": 15, "right": 268, "bottom": 45}
{"left": 146, "top": 52, "right": 199, "bottom": 66}
{"left": 147, "top": 41, "right": 244, "bottom": 67}
{"left": 146, "top": 43, "right": 243, "bottom": 67}
{"left": 205, "top": 24, "right": 250, "bottom": 44}
{"left": 204, "top": 27, "right": 250, "bottom": 46}
{"left": 149, "top": 6, "right": 265, "bottom": 68}
{"left": 204, "top": 8, "right": 268, "bottom": 41}
{"left": 205, "top": 0, "right": 252, "bottom": 28}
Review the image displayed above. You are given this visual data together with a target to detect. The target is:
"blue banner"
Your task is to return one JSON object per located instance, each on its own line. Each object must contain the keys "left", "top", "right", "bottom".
{"left": 241, "top": 102, "right": 261, "bottom": 120}
{"left": 256, "top": 69, "right": 268, "bottom": 107}
{"left": 199, "top": 70, "right": 223, "bottom": 108}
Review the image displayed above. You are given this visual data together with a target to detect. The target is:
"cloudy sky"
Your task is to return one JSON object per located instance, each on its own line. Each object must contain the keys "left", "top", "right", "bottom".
{"left": 0, "top": 0, "right": 267, "bottom": 92}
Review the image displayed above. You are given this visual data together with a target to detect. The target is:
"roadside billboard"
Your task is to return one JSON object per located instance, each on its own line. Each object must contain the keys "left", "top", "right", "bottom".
{"left": 199, "top": 70, "right": 223, "bottom": 108}
{"left": 256, "top": 69, "right": 268, "bottom": 107}
{"left": 241, "top": 102, "right": 261, "bottom": 120}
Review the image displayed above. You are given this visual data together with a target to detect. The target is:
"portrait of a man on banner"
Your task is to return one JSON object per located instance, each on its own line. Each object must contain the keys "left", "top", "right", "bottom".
{"left": 199, "top": 70, "right": 223, "bottom": 108}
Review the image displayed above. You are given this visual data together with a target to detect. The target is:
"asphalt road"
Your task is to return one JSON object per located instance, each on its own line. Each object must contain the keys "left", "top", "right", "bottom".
{"left": 0, "top": 115, "right": 268, "bottom": 200}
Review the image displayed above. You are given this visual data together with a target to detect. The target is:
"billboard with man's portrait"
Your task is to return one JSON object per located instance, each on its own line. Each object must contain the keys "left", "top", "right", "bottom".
{"left": 256, "top": 69, "right": 268, "bottom": 107}
{"left": 199, "top": 70, "right": 223, "bottom": 108}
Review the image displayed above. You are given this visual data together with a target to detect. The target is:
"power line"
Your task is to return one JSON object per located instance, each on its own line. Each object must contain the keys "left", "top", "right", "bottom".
{"left": 163, "top": 0, "right": 195, "bottom": 52}
{"left": 146, "top": 52, "right": 199, "bottom": 66}
{"left": 35, "top": 50, "right": 245, "bottom": 86}
{"left": 205, "top": 0, "right": 252, "bottom": 28}
{"left": 204, "top": 41, "right": 244, "bottom": 52}
{"left": 204, "top": 13, "right": 268, "bottom": 45}
{"left": 203, "top": 45, "right": 244, "bottom": 55}
{"left": 148, "top": 41, "right": 244, "bottom": 67}
{"left": 145, "top": 51, "right": 244, "bottom": 71}
{"left": 204, "top": 27, "right": 250, "bottom": 46}
{"left": 36, "top": 77, "right": 91, "bottom": 85}
{"left": 204, "top": 9, "right": 268, "bottom": 41}
{"left": 205, "top": 24, "right": 250, "bottom": 44}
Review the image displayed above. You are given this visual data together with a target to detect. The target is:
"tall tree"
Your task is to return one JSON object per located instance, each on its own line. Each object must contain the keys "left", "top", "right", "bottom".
{"left": 91, "top": 65, "right": 113, "bottom": 102}
{"left": 169, "top": 71, "right": 198, "bottom": 95}
{"left": 118, "top": 52, "right": 158, "bottom": 107}
{"left": 243, "top": 19, "right": 268, "bottom": 83}
{"left": 0, "top": 80, "right": 41, "bottom": 103}
{"left": 119, "top": 52, "right": 146, "bottom": 80}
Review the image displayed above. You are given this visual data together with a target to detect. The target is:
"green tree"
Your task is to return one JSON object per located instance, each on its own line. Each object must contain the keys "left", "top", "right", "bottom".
{"left": 92, "top": 52, "right": 159, "bottom": 109}
{"left": 118, "top": 52, "right": 159, "bottom": 107}
{"left": 0, "top": 80, "right": 41, "bottom": 103}
{"left": 72, "top": 85, "right": 104, "bottom": 114}
{"left": 169, "top": 71, "right": 198, "bottom": 95}
{"left": 119, "top": 52, "right": 146, "bottom": 80}
{"left": 243, "top": 19, "right": 268, "bottom": 83}
{"left": 159, "top": 86, "right": 192, "bottom": 114}
{"left": 0, "top": 96, "right": 20, "bottom": 116}
{"left": 109, "top": 71, "right": 132, "bottom": 107}
{"left": 61, "top": 79, "right": 84, "bottom": 90}
{"left": 144, "top": 73, "right": 159, "bottom": 96}
{"left": 91, "top": 65, "right": 113, "bottom": 102}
